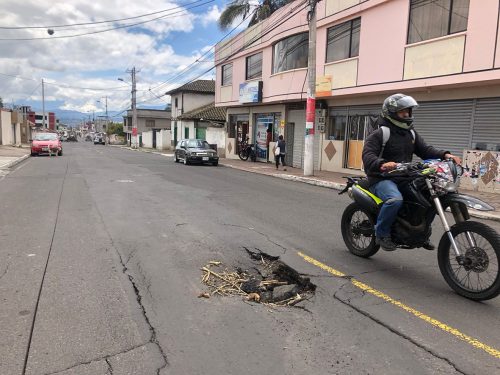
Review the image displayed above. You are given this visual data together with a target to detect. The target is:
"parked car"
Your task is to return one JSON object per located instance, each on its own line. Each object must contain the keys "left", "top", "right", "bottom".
{"left": 175, "top": 139, "right": 219, "bottom": 166}
{"left": 30, "top": 132, "right": 63, "bottom": 156}
{"left": 94, "top": 133, "right": 105, "bottom": 145}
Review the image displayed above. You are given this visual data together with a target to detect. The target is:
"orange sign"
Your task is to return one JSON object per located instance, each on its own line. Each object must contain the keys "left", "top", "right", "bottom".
{"left": 316, "top": 75, "right": 332, "bottom": 97}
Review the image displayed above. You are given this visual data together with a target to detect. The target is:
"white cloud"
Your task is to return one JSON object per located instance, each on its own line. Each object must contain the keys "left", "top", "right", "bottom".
{"left": 199, "top": 5, "right": 222, "bottom": 27}
{"left": 0, "top": 0, "right": 220, "bottom": 112}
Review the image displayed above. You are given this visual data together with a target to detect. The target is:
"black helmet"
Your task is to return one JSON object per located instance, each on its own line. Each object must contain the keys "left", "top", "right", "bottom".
{"left": 382, "top": 93, "right": 418, "bottom": 129}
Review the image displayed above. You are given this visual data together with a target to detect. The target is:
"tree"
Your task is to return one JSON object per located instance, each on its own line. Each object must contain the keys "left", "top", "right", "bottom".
{"left": 0, "top": 97, "right": 3, "bottom": 109}
{"left": 106, "top": 122, "right": 124, "bottom": 136}
{"left": 218, "top": 0, "right": 294, "bottom": 31}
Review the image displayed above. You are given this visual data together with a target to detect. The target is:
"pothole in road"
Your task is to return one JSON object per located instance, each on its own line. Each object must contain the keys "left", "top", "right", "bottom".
{"left": 199, "top": 247, "right": 316, "bottom": 307}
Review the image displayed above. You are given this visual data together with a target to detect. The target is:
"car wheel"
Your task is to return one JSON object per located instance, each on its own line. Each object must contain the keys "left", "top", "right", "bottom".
{"left": 213, "top": 161, "right": 218, "bottom": 166}
{"left": 183, "top": 157, "right": 189, "bottom": 165}
{"left": 175, "top": 154, "right": 179, "bottom": 163}
{"left": 31, "top": 152, "right": 37, "bottom": 157}
{"left": 58, "top": 150, "right": 63, "bottom": 156}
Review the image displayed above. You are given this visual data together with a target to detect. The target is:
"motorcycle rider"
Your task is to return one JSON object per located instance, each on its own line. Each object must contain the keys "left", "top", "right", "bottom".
{"left": 362, "top": 93, "right": 462, "bottom": 251}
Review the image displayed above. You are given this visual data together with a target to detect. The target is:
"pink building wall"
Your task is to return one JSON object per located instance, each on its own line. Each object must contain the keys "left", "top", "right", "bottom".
{"left": 215, "top": 0, "right": 500, "bottom": 105}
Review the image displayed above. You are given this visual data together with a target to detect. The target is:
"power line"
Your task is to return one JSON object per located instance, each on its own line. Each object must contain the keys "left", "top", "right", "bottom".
{"left": 0, "top": 0, "right": 207, "bottom": 30}
{"left": 0, "top": 0, "right": 215, "bottom": 41}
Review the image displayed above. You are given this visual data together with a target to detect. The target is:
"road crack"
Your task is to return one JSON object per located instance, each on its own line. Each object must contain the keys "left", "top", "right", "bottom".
{"left": 332, "top": 291, "right": 467, "bottom": 374}
{"left": 222, "top": 223, "right": 288, "bottom": 253}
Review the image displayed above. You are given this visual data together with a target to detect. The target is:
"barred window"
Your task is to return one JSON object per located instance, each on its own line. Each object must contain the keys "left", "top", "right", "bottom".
{"left": 246, "top": 52, "right": 262, "bottom": 80}
{"left": 408, "top": 0, "right": 470, "bottom": 44}
{"left": 272, "top": 33, "right": 308, "bottom": 74}
{"left": 222, "top": 64, "right": 232, "bottom": 86}
{"left": 326, "top": 18, "right": 360, "bottom": 63}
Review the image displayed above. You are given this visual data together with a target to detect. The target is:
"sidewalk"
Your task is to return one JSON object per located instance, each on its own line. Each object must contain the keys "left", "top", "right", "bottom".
{"left": 0, "top": 145, "right": 30, "bottom": 169}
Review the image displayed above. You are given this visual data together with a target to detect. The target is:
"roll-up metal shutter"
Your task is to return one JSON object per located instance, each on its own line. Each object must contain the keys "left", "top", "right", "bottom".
{"left": 472, "top": 98, "right": 500, "bottom": 151}
{"left": 413, "top": 100, "right": 473, "bottom": 156}
{"left": 288, "top": 109, "right": 321, "bottom": 169}
{"left": 289, "top": 110, "right": 304, "bottom": 168}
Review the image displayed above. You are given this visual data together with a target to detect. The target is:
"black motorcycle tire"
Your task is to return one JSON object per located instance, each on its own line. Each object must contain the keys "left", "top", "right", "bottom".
{"left": 238, "top": 149, "right": 249, "bottom": 161}
{"left": 438, "top": 221, "right": 500, "bottom": 301}
{"left": 341, "top": 202, "right": 379, "bottom": 258}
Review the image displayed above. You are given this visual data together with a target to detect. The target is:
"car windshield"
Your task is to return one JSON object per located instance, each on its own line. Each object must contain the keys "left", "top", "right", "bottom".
{"left": 186, "top": 140, "right": 210, "bottom": 149}
{"left": 34, "top": 133, "right": 58, "bottom": 141}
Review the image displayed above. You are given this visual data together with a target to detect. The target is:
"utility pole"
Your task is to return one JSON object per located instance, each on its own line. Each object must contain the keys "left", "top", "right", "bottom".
{"left": 304, "top": 0, "right": 318, "bottom": 176}
{"left": 128, "top": 67, "right": 138, "bottom": 148}
{"left": 42, "top": 78, "right": 46, "bottom": 129}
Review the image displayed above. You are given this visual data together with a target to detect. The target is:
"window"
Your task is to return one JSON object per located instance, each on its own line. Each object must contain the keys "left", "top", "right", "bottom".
{"left": 272, "top": 33, "right": 308, "bottom": 74}
{"left": 222, "top": 64, "right": 232, "bottom": 86}
{"left": 246, "top": 52, "right": 263, "bottom": 80}
{"left": 326, "top": 115, "right": 346, "bottom": 140}
{"left": 174, "top": 97, "right": 178, "bottom": 108}
{"left": 408, "top": 0, "right": 470, "bottom": 44}
{"left": 146, "top": 119, "right": 155, "bottom": 127}
{"left": 326, "top": 18, "right": 360, "bottom": 63}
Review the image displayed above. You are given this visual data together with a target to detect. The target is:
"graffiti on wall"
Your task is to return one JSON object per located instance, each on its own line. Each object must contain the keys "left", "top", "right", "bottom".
{"left": 460, "top": 150, "right": 500, "bottom": 193}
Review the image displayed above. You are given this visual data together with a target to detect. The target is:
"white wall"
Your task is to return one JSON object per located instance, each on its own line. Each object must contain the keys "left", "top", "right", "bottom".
{"left": 142, "top": 131, "right": 153, "bottom": 148}
{"left": 206, "top": 127, "right": 226, "bottom": 157}
{"left": 0, "top": 111, "right": 13, "bottom": 145}
{"left": 157, "top": 129, "right": 172, "bottom": 150}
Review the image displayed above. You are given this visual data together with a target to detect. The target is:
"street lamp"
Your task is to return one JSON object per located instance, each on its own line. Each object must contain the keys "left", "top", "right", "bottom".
{"left": 118, "top": 69, "right": 138, "bottom": 149}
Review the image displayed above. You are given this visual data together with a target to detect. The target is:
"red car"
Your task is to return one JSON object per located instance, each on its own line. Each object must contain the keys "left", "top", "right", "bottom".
{"left": 31, "top": 132, "right": 63, "bottom": 156}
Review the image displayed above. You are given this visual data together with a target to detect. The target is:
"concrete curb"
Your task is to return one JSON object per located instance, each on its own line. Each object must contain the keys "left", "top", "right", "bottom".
{"left": 2, "top": 154, "right": 30, "bottom": 169}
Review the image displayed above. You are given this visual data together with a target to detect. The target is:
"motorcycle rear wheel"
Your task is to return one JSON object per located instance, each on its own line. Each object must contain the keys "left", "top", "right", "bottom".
{"left": 438, "top": 221, "right": 500, "bottom": 301}
{"left": 341, "top": 203, "right": 379, "bottom": 258}
{"left": 238, "top": 149, "right": 249, "bottom": 161}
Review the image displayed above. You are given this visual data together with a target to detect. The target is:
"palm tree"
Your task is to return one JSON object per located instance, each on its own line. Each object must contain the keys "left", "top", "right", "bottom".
{"left": 218, "top": 0, "right": 295, "bottom": 31}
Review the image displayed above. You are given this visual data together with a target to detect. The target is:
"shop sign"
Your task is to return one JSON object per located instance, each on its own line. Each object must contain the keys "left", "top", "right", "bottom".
{"left": 239, "top": 81, "right": 263, "bottom": 103}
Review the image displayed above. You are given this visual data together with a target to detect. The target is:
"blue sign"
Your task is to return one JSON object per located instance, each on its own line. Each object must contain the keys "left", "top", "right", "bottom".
{"left": 239, "top": 81, "right": 262, "bottom": 103}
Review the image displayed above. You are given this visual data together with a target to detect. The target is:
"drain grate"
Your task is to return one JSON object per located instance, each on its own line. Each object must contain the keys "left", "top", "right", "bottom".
{"left": 199, "top": 248, "right": 316, "bottom": 307}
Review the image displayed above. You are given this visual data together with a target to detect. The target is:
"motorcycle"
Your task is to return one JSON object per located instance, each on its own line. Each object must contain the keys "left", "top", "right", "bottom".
{"left": 238, "top": 138, "right": 256, "bottom": 162}
{"left": 339, "top": 159, "right": 500, "bottom": 301}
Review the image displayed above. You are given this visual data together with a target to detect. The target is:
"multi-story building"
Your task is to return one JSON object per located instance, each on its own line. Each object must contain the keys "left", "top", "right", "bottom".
{"left": 166, "top": 80, "right": 217, "bottom": 145}
{"left": 215, "top": 0, "right": 500, "bottom": 174}
{"left": 122, "top": 108, "right": 172, "bottom": 147}
{"left": 26, "top": 110, "right": 56, "bottom": 130}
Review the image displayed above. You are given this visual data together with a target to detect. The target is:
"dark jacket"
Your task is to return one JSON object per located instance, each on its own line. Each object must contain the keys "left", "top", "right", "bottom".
{"left": 362, "top": 117, "right": 448, "bottom": 185}
{"left": 276, "top": 139, "right": 286, "bottom": 155}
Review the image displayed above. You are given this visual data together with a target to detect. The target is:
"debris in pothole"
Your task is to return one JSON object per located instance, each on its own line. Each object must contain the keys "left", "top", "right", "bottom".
{"left": 199, "top": 248, "right": 316, "bottom": 307}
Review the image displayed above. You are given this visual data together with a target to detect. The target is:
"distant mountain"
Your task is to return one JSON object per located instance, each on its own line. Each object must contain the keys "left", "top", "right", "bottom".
{"left": 47, "top": 106, "right": 167, "bottom": 126}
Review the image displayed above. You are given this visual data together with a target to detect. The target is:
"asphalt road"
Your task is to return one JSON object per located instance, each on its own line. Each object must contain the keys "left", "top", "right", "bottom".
{"left": 1, "top": 141, "right": 499, "bottom": 375}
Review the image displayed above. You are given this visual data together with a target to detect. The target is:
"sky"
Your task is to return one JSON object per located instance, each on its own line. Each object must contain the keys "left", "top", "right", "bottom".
{"left": 0, "top": 0, "right": 248, "bottom": 121}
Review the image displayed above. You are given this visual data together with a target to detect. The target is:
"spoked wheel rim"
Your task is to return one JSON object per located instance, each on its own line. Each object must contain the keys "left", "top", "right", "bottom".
{"left": 447, "top": 231, "right": 499, "bottom": 293}
{"left": 348, "top": 210, "right": 375, "bottom": 251}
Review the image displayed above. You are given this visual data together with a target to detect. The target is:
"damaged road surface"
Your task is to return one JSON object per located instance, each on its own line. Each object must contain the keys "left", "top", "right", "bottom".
{"left": 2, "top": 143, "right": 499, "bottom": 374}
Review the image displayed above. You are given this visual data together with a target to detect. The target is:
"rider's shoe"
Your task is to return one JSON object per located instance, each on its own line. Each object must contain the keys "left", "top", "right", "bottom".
{"left": 422, "top": 240, "right": 436, "bottom": 250}
{"left": 376, "top": 236, "right": 397, "bottom": 251}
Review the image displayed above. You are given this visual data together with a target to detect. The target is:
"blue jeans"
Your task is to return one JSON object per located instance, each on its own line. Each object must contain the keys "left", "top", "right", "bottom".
{"left": 369, "top": 180, "right": 403, "bottom": 238}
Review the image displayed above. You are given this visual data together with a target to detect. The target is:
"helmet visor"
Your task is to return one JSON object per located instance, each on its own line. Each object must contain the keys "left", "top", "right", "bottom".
{"left": 396, "top": 96, "right": 418, "bottom": 111}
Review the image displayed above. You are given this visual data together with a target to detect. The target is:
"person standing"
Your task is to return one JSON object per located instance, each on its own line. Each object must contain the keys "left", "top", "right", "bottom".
{"left": 275, "top": 135, "right": 287, "bottom": 171}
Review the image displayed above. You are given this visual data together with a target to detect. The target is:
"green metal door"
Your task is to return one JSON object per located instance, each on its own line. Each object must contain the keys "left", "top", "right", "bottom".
{"left": 174, "top": 125, "right": 177, "bottom": 145}
{"left": 184, "top": 127, "right": 189, "bottom": 139}
{"left": 196, "top": 127, "right": 206, "bottom": 140}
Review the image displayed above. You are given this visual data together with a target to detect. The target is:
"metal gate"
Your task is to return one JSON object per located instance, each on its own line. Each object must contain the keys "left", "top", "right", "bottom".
{"left": 472, "top": 98, "right": 500, "bottom": 151}
{"left": 288, "top": 110, "right": 321, "bottom": 169}
{"left": 285, "top": 122, "right": 294, "bottom": 166}
{"left": 414, "top": 99, "right": 473, "bottom": 156}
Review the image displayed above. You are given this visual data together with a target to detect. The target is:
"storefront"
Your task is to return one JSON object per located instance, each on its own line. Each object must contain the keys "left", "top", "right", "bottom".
{"left": 324, "top": 97, "right": 500, "bottom": 172}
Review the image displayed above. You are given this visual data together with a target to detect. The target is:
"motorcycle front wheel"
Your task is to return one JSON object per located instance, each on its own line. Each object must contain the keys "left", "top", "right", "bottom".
{"left": 238, "top": 149, "right": 249, "bottom": 161}
{"left": 438, "top": 221, "right": 500, "bottom": 301}
{"left": 341, "top": 203, "right": 379, "bottom": 258}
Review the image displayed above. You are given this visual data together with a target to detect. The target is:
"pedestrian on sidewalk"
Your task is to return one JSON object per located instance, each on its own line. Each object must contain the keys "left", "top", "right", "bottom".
{"left": 275, "top": 135, "right": 287, "bottom": 171}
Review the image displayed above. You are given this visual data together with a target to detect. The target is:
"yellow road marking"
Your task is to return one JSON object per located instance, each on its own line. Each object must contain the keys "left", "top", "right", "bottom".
{"left": 297, "top": 251, "right": 500, "bottom": 359}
